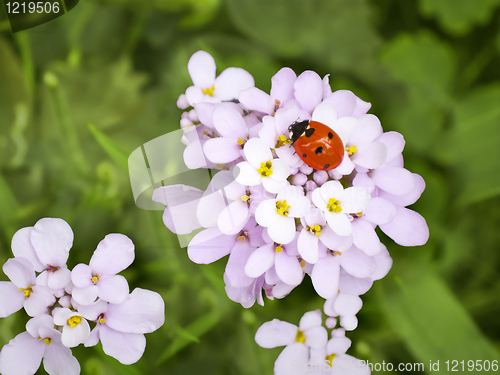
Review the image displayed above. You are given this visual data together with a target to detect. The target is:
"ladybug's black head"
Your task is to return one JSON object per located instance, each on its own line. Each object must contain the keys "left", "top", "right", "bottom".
{"left": 288, "top": 120, "right": 310, "bottom": 144}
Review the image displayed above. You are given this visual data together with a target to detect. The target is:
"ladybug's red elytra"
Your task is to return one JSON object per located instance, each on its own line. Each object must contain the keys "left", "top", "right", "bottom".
{"left": 288, "top": 120, "right": 344, "bottom": 171}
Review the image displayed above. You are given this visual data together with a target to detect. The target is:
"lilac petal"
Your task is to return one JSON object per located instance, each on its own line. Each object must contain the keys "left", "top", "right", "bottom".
{"left": 268, "top": 218, "right": 296, "bottom": 245}
{"left": 46, "top": 267, "right": 71, "bottom": 290}
{"left": 334, "top": 294, "right": 363, "bottom": 316}
{"left": 71, "top": 263, "right": 93, "bottom": 288}
{"left": 342, "top": 186, "right": 371, "bottom": 214}
{"left": 84, "top": 326, "right": 100, "bottom": 347}
{"left": 30, "top": 218, "right": 73, "bottom": 266}
{"left": 193, "top": 102, "right": 215, "bottom": 128}
{"left": 379, "top": 207, "right": 429, "bottom": 246}
{"left": 218, "top": 200, "right": 249, "bottom": 235}
{"left": 26, "top": 314, "right": 55, "bottom": 338}
{"left": 197, "top": 193, "right": 227, "bottom": 229}
{"left": 99, "top": 325, "right": 146, "bottom": 365}
{"left": 325, "top": 213, "right": 352, "bottom": 237}
{"left": 212, "top": 105, "right": 247, "bottom": 139}
{"left": 254, "top": 319, "right": 297, "bottom": 348}
{"left": 24, "top": 286, "right": 56, "bottom": 317}
{"left": 185, "top": 86, "right": 204, "bottom": 106}
{"left": 225, "top": 241, "right": 255, "bottom": 288}
{"left": 0, "top": 332, "right": 44, "bottom": 375}
{"left": 98, "top": 275, "right": 129, "bottom": 304}
{"left": 262, "top": 176, "right": 288, "bottom": 194}
{"left": 294, "top": 71, "right": 323, "bottom": 113}
{"left": 339, "top": 246, "right": 376, "bottom": 278}
{"left": 333, "top": 117, "right": 357, "bottom": 145}
{"left": 271, "top": 67, "right": 297, "bottom": 103}
{"left": 239, "top": 87, "right": 274, "bottom": 114}
{"left": 90, "top": 234, "right": 135, "bottom": 275}
{"left": 338, "top": 272, "right": 373, "bottom": 295}
{"left": 377, "top": 131, "right": 405, "bottom": 163}
{"left": 183, "top": 140, "right": 209, "bottom": 169}
{"left": 275, "top": 251, "right": 302, "bottom": 286}
{"left": 311, "top": 256, "right": 340, "bottom": 299}
{"left": 0, "top": 282, "right": 24, "bottom": 318}
{"left": 203, "top": 137, "right": 242, "bottom": 164}
{"left": 320, "top": 227, "right": 353, "bottom": 253}
{"left": 43, "top": 342, "right": 80, "bottom": 375}
{"left": 71, "top": 285, "right": 99, "bottom": 306}
{"left": 188, "top": 228, "right": 234, "bottom": 264}
{"left": 234, "top": 161, "right": 262, "bottom": 186}
{"left": 349, "top": 114, "right": 383, "bottom": 145}
{"left": 11, "top": 227, "right": 45, "bottom": 272}
{"left": 304, "top": 326, "right": 328, "bottom": 349}
{"left": 77, "top": 300, "right": 108, "bottom": 321}
{"left": 187, "top": 50, "right": 216, "bottom": 88}
{"left": 311, "top": 101, "right": 337, "bottom": 129}
{"left": 299, "top": 310, "right": 322, "bottom": 330}
{"left": 244, "top": 243, "right": 275, "bottom": 278}
{"left": 106, "top": 288, "right": 165, "bottom": 334}
{"left": 272, "top": 282, "right": 297, "bottom": 299}
{"left": 351, "top": 220, "right": 382, "bottom": 256}
{"left": 371, "top": 246, "right": 393, "bottom": 280}
{"left": 363, "top": 197, "right": 397, "bottom": 225}
{"left": 351, "top": 96, "right": 372, "bottom": 118}
{"left": 378, "top": 173, "right": 426, "bottom": 207}
{"left": 372, "top": 165, "right": 415, "bottom": 196}
{"left": 297, "top": 230, "right": 319, "bottom": 264}
{"left": 352, "top": 171, "right": 376, "bottom": 193}
{"left": 335, "top": 354, "right": 371, "bottom": 375}
{"left": 324, "top": 90, "right": 357, "bottom": 118}
{"left": 215, "top": 67, "right": 255, "bottom": 101}
{"left": 352, "top": 142, "right": 388, "bottom": 169}
{"left": 275, "top": 343, "right": 309, "bottom": 375}
{"left": 3, "top": 257, "right": 35, "bottom": 288}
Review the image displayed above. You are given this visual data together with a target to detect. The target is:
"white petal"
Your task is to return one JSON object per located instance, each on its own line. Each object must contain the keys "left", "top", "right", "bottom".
{"left": 30, "top": 218, "right": 73, "bottom": 266}
{"left": 24, "top": 286, "right": 56, "bottom": 317}
{"left": 243, "top": 138, "right": 272, "bottom": 167}
{"left": 214, "top": 67, "right": 255, "bottom": 101}
{"left": 244, "top": 243, "right": 275, "bottom": 278}
{"left": 275, "top": 251, "right": 302, "bottom": 286}
{"left": 71, "top": 285, "right": 99, "bottom": 306}
{"left": 99, "top": 325, "right": 146, "bottom": 365}
{"left": 324, "top": 90, "right": 357, "bottom": 118}
{"left": 326, "top": 213, "right": 352, "bottom": 237}
{"left": 332, "top": 117, "right": 357, "bottom": 145}
{"left": 268, "top": 218, "right": 296, "bottom": 245}
{"left": 262, "top": 177, "right": 288, "bottom": 194}
{"left": 254, "top": 319, "right": 297, "bottom": 348}
{"left": 311, "top": 101, "right": 338, "bottom": 129}
{"left": 299, "top": 310, "right": 322, "bottom": 330}
{"left": 334, "top": 294, "right": 363, "bottom": 316}
{"left": 297, "top": 231, "right": 319, "bottom": 264}
{"left": 255, "top": 199, "right": 280, "bottom": 227}
{"left": 270, "top": 158, "right": 291, "bottom": 181}
{"left": 275, "top": 343, "right": 309, "bottom": 375}
{"left": 90, "top": 234, "right": 135, "bottom": 275}
{"left": 218, "top": 200, "right": 250, "bottom": 235}
{"left": 234, "top": 161, "right": 262, "bottom": 186}
{"left": 187, "top": 50, "right": 216, "bottom": 88}
{"left": 61, "top": 318, "right": 90, "bottom": 347}
{"left": 304, "top": 326, "right": 328, "bottom": 349}
{"left": 349, "top": 114, "right": 383, "bottom": 145}
{"left": 106, "top": 288, "right": 165, "bottom": 334}
{"left": 341, "top": 186, "right": 371, "bottom": 214}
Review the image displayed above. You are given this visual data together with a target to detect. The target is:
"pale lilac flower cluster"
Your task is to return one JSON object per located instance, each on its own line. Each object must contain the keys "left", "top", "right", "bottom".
{"left": 154, "top": 50, "right": 429, "bottom": 373}
{"left": 0, "top": 218, "right": 165, "bottom": 375}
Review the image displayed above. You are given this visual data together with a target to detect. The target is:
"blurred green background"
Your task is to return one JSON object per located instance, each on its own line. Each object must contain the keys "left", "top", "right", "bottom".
{"left": 0, "top": 0, "right": 499, "bottom": 374}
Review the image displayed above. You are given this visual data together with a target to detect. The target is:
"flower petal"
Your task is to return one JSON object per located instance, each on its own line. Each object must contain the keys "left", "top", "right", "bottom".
{"left": 254, "top": 319, "right": 297, "bottom": 348}
{"left": 99, "top": 325, "right": 146, "bottom": 365}
{"left": 98, "top": 275, "right": 129, "bottom": 304}
{"left": 339, "top": 246, "right": 377, "bottom": 278}
{"left": 43, "top": 341, "right": 80, "bottom": 375}
{"left": 311, "top": 256, "right": 340, "bottom": 299}
{"left": 30, "top": 218, "right": 73, "bottom": 267}
{"left": 2, "top": 257, "right": 35, "bottom": 288}
{"left": 0, "top": 282, "right": 24, "bottom": 318}
{"left": 234, "top": 161, "right": 262, "bottom": 186}
{"left": 239, "top": 87, "right": 274, "bottom": 114}
{"left": 187, "top": 228, "right": 234, "bottom": 264}
{"left": 244, "top": 243, "right": 275, "bottom": 278}
{"left": 214, "top": 67, "right": 255, "bottom": 101}
{"left": 218, "top": 200, "right": 250, "bottom": 235}
{"left": 187, "top": 50, "right": 216, "bottom": 88}
{"left": 90, "top": 234, "right": 135, "bottom": 276}
{"left": 294, "top": 70, "right": 323, "bottom": 113}
{"left": 270, "top": 67, "right": 297, "bottom": 103}
{"left": 275, "top": 343, "right": 309, "bottom": 375}
{"left": 212, "top": 105, "right": 248, "bottom": 139}
{"left": 371, "top": 166, "right": 415, "bottom": 196}
{"left": 351, "top": 220, "right": 382, "bottom": 256}
{"left": 106, "top": 288, "right": 165, "bottom": 334}
{"left": 11, "top": 227, "right": 45, "bottom": 272}
{"left": 275, "top": 251, "right": 302, "bottom": 286}
{"left": 379, "top": 207, "right": 429, "bottom": 246}
{"left": 0, "top": 332, "right": 44, "bottom": 375}
{"left": 267, "top": 218, "right": 296, "bottom": 245}
{"left": 297, "top": 230, "right": 319, "bottom": 264}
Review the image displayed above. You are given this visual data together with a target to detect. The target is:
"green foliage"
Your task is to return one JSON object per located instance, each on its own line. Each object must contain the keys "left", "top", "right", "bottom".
{"left": 0, "top": 0, "right": 499, "bottom": 374}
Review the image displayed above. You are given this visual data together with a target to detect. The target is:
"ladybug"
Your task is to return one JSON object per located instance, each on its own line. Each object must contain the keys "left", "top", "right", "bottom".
{"left": 288, "top": 120, "right": 344, "bottom": 171}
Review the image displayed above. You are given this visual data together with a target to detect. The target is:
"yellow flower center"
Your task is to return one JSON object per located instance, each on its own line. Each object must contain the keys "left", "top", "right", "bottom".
{"left": 19, "top": 286, "right": 33, "bottom": 298}
{"left": 346, "top": 145, "right": 357, "bottom": 156}
{"left": 299, "top": 259, "right": 306, "bottom": 268}
{"left": 295, "top": 330, "right": 306, "bottom": 343}
{"left": 275, "top": 134, "right": 291, "bottom": 148}
{"left": 306, "top": 225, "right": 322, "bottom": 237}
{"left": 327, "top": 198, "right": 343, "bottom": 213}
{"left": 240, "top": 195, "right": 250, "bottom": 202}
{"left": 91, "top": 274, "right": 99, "bottom": 284}
{"left": 202, "top": 85, "right": 215, "bottom": 96}
{"left": 67, "top": 316, "right": 83, "bottom": 328}
{"left": 326, "top": 353, "right": 337, "bottom": 367}
{"left": 257, "top": 161, "right": 273, "bottom": 177}
{"left": 275, "top": 246, "right": 283, "bottom": 253}
{"left": 38, "top": 337, "right": 51, "bottom": 345}
{"left": 237, "top": 138, "right": 245, "bottom": 145}
{"left": 237, "top": 231, "right": 248, "bottom": 242}
{"left": 276, "top": 200, "right": 290, "bottom": 216}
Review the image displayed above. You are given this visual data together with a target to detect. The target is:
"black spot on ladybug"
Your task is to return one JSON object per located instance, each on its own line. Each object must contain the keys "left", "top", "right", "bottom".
{"left": 315, "top": 147, "right": 324, "bottom": 154}
{"left": 328, "top": 132, "right": 333, "bottom": 139}
{"left": 302, "top": 153, "right": 307, "bottom": 158}
{"left": 305, "top": 128, "right": 315, "bottom": 137}
{"left": 323, "top": 164, "right": 330, "bottom": 169}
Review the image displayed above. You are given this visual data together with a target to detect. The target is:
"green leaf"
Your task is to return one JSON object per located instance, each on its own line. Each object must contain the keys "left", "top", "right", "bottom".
{"left": 225, "top": 0, "right": 380, "bottom": 71}
{"left": 88, "top": 123, "right": 130, "bottom": 171}
{"left": 378, "top": 267, "right": 500, "bottom": 365}
{"left": 452, "top": 84, "right": 500, "bottom": 205}
{"left": 380, "top": 32, "right": 456, "bottom": 105}
{"left": 419, "top": 0, "right": 500, "bottom": 36}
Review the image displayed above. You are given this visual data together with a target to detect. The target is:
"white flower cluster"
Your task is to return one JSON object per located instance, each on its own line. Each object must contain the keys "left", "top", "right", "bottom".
{"left": 153, "top": 50, "right": 430, "bottom": 373}
{"left": 0, "top": 218, "right": 165, "bottom": 375}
